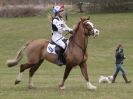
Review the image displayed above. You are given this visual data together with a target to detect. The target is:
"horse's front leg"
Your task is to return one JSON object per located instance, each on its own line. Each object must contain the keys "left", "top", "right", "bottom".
{"left": 79, "top": 62, "right": 97, "bottom": 90}
{"left": 59, "top": 65, "right": 72, "bottom": 90}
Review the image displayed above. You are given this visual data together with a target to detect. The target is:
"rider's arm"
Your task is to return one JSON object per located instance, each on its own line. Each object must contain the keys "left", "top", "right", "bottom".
{"left": 53, "top": 19, "right": 73, "bottom": 33}
{"left": 62, "top": 20, "right": 73, "bottom": 33}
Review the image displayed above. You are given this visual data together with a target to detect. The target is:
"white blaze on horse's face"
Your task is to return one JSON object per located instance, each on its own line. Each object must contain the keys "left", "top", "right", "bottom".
{"left": 86, "top": 20, "right": 100, "bottom": 37}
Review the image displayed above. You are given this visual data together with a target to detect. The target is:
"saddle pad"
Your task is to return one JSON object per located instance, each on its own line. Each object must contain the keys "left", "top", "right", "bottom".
{"left": 47, "top": 43, "right": 57, "bottom": 54}
{"left": 47, "top": 40, "right": 69, "bottom": 54}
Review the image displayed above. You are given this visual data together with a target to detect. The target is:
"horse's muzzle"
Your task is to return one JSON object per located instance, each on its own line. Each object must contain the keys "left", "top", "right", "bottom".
{"left": 93, "top": 28, "right": 100, "bottom": 38}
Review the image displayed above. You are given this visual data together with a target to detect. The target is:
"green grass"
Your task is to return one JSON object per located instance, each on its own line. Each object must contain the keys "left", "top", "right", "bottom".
{"left": 0, "top": 12, "right": 133, "bottom": 99}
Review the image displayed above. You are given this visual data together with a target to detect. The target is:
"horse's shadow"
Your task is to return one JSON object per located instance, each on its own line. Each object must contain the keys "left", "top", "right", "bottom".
{"left": 14, "top": 85, "right": 97, "bottom": 92}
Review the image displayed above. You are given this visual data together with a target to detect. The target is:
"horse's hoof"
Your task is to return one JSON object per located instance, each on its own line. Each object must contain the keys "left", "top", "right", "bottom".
{"left": 28, "top": 86, "right": 33, "bottom": 89}
{"left": 28, "top": 84, "right": 34, "bottom": 89}
{"left": 87, "top": 82, "right": 97, "bottom": 90}
{"left": 59, "top": 86, "right": 65, "bottom": 90}
{"left": 59, "top": 85, "right": 65, "bottom": 90}
{"left": 87, "top": 86, "right": 97, "bottom": 90}
{"left": 15, "top": 80, "right": 20, "bottom": 85}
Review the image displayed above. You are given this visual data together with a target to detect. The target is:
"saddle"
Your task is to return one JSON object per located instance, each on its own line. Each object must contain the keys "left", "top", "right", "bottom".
{"left": 47, "top": 39, "right": 68, "bottom": 66}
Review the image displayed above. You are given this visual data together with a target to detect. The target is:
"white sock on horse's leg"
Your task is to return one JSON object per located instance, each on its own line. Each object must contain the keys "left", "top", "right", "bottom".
{"left": 28, "top": 77, "right": 34, "bottom": 88}
{"left": 16, "top": 72, "right": 23, "bottom": 81}
{"left": 59, "top": 80, "right": 65, "bottom": 90}
{"left": 15, "top": 72, "right": 23, "bottom": 85}
{"left": 86, "top": 82, "right": 97, "bottom": 90}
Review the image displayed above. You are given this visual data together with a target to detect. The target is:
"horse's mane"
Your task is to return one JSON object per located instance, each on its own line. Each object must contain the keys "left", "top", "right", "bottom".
{"left": 73, "top": 21, "right": 81, "bottom": 34}
{"left": 69, "top": 20, "right": 81, "bottom": 42}
{"left": 69, "top": 17, "right": 88, "bottom": 40}
{"left": 72, "top": 17, "right": 90, "bottom": 35}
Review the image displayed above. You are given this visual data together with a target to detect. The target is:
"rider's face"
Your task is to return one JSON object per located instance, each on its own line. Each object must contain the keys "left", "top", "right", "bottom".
{"left": 59, "top": 11, "right": 64, "bottom": 17}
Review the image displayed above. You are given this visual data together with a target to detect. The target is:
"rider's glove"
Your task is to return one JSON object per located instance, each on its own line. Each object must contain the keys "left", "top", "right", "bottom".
{"left": 68, "top": 29, "right": 73, "bottom": 34}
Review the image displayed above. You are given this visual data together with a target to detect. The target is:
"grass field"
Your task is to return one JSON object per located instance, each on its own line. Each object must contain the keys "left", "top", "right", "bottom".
{"left": 0, "top": 12, "right": 133, "bottom": 99}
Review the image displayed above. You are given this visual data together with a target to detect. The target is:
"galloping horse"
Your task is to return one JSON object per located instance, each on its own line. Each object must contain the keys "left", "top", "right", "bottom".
{"left": 7, "top": 17, "right": 100, "bottom": 90}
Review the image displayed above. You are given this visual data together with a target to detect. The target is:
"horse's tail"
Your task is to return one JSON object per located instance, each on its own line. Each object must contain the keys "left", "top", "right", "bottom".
{"left": 7, "top": 40, "right": 32, "bottom": 67}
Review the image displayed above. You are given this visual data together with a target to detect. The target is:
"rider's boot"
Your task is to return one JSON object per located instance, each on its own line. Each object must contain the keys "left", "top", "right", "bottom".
{"left": 57, "top": 50, "right": 65, "bottom": 66}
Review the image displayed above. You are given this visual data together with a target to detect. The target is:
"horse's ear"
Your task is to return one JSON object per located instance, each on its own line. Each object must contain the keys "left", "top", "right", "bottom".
{"left": 80, "top": 17, "right": 83, "bottom": 21}
{"left": 87, "top": 16, "right": 90, "bottom": 20}
{"left": 80, "top": 17, "right": 85, "bottom": 22}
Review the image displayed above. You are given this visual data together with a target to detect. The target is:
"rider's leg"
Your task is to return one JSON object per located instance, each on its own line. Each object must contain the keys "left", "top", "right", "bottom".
{"left": 54, "top": 40, "right": 66, "bottom": 65}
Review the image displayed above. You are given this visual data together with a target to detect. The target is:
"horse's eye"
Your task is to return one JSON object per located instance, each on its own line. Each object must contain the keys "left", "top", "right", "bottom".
{"left": 84, "top": 23, "right": 89, "bottom": 27}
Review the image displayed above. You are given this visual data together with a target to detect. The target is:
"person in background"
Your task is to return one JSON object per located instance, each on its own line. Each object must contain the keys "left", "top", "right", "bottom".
{"left": 65, "top": 10, "right": 68, "bottom": 21}
{"left": 112, "top": 44, "right": 131, "bottom": 83}
{"left": 51, "top": 5, "right": 73, "bottom": 65}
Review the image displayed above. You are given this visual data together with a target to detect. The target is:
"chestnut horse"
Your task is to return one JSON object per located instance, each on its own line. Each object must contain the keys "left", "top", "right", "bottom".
{"left": 7, "top": 17, "right": 100, "bottom": 90}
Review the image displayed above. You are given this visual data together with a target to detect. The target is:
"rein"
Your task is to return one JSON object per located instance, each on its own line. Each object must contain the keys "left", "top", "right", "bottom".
{"left": 73, "top": 39, "right": 87, "bottom": 64}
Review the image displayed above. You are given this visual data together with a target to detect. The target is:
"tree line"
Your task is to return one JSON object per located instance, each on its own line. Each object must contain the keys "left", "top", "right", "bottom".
{"left": 0, "top": 0, "right": 133, "bottom": 17}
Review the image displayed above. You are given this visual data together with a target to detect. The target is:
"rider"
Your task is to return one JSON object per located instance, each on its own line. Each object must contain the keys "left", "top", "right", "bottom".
{"left": 51, "top": 5, "right": 73, "bottom": 65}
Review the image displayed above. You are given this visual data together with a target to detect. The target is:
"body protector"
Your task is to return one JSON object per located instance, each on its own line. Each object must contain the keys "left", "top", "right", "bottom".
{"left": 51, "top": 16, "right": 72, "bottom": 49}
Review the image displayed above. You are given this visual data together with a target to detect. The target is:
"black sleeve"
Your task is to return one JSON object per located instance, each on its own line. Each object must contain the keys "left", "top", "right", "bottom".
{"left": 116, "top": 51, "right": 124, "bottom": 59}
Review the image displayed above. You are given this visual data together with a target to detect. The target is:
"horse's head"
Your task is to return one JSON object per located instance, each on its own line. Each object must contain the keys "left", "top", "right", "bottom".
{"left": 80, "top": 17, "right": 100, "bottom": 38}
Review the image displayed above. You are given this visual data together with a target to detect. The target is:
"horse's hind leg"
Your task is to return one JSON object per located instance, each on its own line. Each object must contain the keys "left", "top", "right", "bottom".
{"left": 15, "top": 63, "right": 33, "bottom": 85}
{"left": 79, "top": 62, "right": 97, "bottom": 90}
{"left": 59, "top": 65, "right": 72, "bottom": 90}
{"left": 28, "top": 59, "right": 44, "bottom": 88}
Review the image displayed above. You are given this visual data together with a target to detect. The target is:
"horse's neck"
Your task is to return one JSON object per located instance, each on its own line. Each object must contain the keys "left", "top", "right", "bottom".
{"left": 72, "top": 24, "right": 88, "bottom": 51}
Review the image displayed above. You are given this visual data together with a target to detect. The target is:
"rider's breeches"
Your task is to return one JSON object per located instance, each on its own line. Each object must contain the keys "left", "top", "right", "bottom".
{"left": 52, "top": 32, "right": 66, "bottom": 49}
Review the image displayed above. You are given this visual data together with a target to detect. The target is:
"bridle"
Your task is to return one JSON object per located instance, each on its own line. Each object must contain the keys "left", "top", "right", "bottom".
{"left": 83, "top": 20, "right": 95, "bottom": 37}
{"left": 69, "top": 19, "right": 98, "bottom": 64}
{"left": 78, "top": 20, "right": 95, "bottom": 63}
{"left": 71, "top": 20, "right": 94, "bottom": 64}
